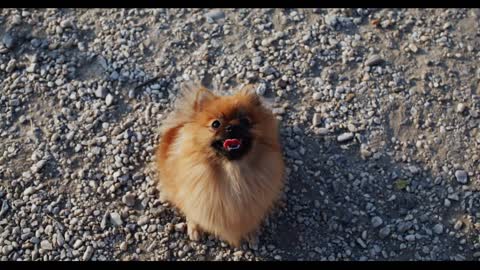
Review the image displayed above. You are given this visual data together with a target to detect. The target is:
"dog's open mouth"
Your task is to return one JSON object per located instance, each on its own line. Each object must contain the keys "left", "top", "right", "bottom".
{"left": 212, "top": 136, "right": 251, "bottom": 160}
{"left": 223, "top": 138, "right": 242, "bottom": 151}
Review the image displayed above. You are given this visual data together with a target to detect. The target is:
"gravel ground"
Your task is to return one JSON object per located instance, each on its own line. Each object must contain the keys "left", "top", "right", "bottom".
{"left": 0, "top": 8, "right": 480, "bottom": 261}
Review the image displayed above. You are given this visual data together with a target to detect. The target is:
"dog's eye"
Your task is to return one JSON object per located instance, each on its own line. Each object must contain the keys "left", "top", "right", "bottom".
{"left": 239, "top": 117, "right": 250, "bottom": 126}
{"left": 211, "top": 120, "right": 221, "bottom": 129}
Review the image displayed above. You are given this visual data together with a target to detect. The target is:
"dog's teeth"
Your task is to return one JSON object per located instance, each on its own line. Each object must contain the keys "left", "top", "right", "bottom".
{"left": 229, "top": 145, "right": 240, "bottom": 150}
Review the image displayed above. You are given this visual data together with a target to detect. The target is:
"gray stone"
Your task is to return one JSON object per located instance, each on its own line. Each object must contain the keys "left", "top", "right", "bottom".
{"left": 256, "top": 83, "right": 266, "bottom": 96}
{"left": 73, "top": 239, "right": 83, "bottom": 249}
{"left": 120, "top": 242, "right": 128, "bottom": 251}
{"left": 95, "top": 86, "right": 107, "bottom": 99}
{"left": 26, "top": 63, "right": 37, "bottom": 73}
{"left": 174, "top": 222, "right": 186, "bottom": 232}
{"left": 11, "top": 15, "right": 22, "bottom": 25}
{"left": 454, "top": 220, "right": 463, "bottom": 230}
{"left": 356, "top": 238, "right": 367, "bottom": 248}
{"left": 408, "top": 43, "right": 418, "bottom": 53}
{"left": 105, "top": 94, "right": 114, "bottom": 106}
{"left": 110, "top": 71, "right": 119, "bottom": 80}
{"left": 379, "top": 226, "right": 391, "bottom": 239}
{"left": 405, "top": 234, "right": 416, "bottom": 242}
{"left": 100, "top": 213, "right": 109, "bottom": 230}
{"left": 55, "top": 79, "right": 64, "bottom": 86}
{"left": 337, "top": 132, "right": 354, "bottom": 142}
{"left": 433, "top": 224, "right": 444, "bottom": 234}
{"left": 371, "top": 216, "right": 383, "bottom": 228}
{"left": 137, "top": 215, "right": 149, "bottom": 226}
{"left": 40, "top": 240, "right": 53, "bottom": 251}
{"left": 56, "top": 233, "right": 65, "bottom": 247}
{"left": 2, "top": 245, "right": 13, "bottom": 255}
{"left": 408, "top": 165, "right": 420, "bottom": 174}
{"left": 23, "top": 187, "right": 36, "bottom": 196}
{"left": 312, "top": 113, "right": 322, "bottom": 127}
{"left": 454, "top": 170, "right": 468, "bottom": 184}
{"left": 32, "top": 160, "right": 46, "bottom": 173}
{"left": 83, "top": 246, "right": 94, "bottom": 261}
{"left": 365, "top": 54, "right": 384, "bottom": 66}
{"left": 0, "top": 200, "right": 9, "bottom": 217}
{"left": 325, "top": 14, "right": 338, "bottom": 27}
{"left": 6, "top": 59, "right": 16, "bottom": 73}
{"left": 109, "top": 212, "right": 123, "bottom": 226}
{"left": 397, "top": 221, "right": 413, "bottom": 233}
{"left": 317, "top": 128, "right": 329, "bottom": 135}
{"left": 205, "top": 9, "right": 225, "bottom": 21}
{"left": 60, "top": 19, "right": 73, "bottom": 28}
{"left": 122, "top": 193, "right": 136, "bottom": 207}
{"left": 2, "top": 33, "right": 15, "bottom": 49}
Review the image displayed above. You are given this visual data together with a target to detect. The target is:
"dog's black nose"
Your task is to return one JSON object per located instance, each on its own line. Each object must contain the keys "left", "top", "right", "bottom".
{"left": 225, "top": 125, "right": 240, "bottom": 135}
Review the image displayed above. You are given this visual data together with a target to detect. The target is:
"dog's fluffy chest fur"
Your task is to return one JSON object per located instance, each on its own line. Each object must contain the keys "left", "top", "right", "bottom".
{"left": 176, "top": 146, "right": 281, "bottom": 225}
{"left": 159, "top": 136, "right": 283, "bottom": 245}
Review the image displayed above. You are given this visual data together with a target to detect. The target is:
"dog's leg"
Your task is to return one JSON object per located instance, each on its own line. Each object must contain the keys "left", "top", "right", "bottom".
{"left": 187, "top": 220, "right": 203, "bottom": 241}
{"left": 246, "top": 229, "right": 260, "bottom": 248}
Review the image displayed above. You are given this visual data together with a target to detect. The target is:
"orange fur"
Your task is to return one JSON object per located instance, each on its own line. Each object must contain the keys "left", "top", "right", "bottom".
{"left": 155, "top": 83, "right": 285, "bottom": 247}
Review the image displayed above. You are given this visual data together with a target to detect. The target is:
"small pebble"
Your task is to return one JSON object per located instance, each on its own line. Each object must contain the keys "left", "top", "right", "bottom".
{"left": 365, "top": 54, "right": 384, "bottom": 66}
{"left": 312, "top": 113, "right": 322, "bottom": 127}
{"left": 95, "top": 86, "right": 107, "bottom": 99}
{"left": 454, "top": 220, "right": 463, "bottom": 230}
{"left": 137, "top": 216, "right": 149, "bottom": 226}
{"left": 174, "top": 222, "right": 186, "bottom": 232}
{"left": 337, "top": 132, "right": 354, "bottom": 142}
{"left": 433, "top": 224, "right": 444, "bottom": 234}
{"left": 109, "top": 212, "right": 123, "bottom": 226}
{"left": 83, "top": 246, "right": 94, "bottom": 261}
{"left": 105, "top": 94, "right": 114, "bottom": 107}
{"left": 371, "top": 216, "right": 383, "bottom": 228}
{"left": 40, "top": 240, "right": 53, "bottom": 251}
{"left": 23, "top": 187, "right": 36, "bottom": 196}
{"left": 256, "top": 83, "right": 266, "bottom": 96}
{"left": 379, "top": 226, "right": 391, "bottom": 238}
{"left": 408, "top": 43, "right": 418, "bottom": 53}
{"left": 454, "top": 170, "right": 468, "bottom": 184}
{"left": 205, "top": 9, "right": 225, "bottom": 22}
{"left": 122, "top": 193, "right": 136, "bottom": 207}
{"left": 405, "top": 234, "right": 416, "bottom": 242}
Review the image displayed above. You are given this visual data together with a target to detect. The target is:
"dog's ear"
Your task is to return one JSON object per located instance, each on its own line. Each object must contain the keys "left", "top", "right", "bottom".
{"left": 194, "top": 87, "right": 216, "bottom": 112}
{"left": 238, "top": 84, "right": 261, "bottom": 106}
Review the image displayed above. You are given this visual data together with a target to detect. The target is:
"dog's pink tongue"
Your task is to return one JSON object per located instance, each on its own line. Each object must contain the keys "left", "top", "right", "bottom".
{"left": 223, "top": 139, "right": 241, "bottom": 150}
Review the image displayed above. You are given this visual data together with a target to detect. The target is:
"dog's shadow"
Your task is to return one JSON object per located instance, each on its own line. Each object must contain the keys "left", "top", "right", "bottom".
{"left": 251, "top": 122, "right": 476, "bottom": 261}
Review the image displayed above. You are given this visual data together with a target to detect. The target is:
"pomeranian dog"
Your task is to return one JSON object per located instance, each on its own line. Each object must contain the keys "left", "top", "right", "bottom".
{"left": 155, "top": 83, "right": 285, "bottom": 247}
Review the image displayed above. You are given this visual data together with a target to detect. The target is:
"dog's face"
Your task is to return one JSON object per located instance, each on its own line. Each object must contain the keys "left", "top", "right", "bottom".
{"left": 206, "top": 105, "right": 254, "bottom": 160}
{"left": 190, "top": 87, "right": 275, "bottom": 161}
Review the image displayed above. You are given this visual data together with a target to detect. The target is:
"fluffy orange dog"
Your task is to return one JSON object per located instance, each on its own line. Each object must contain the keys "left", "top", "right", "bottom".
{"left": 155, "top": 83, "right": 284, "bottom": 247}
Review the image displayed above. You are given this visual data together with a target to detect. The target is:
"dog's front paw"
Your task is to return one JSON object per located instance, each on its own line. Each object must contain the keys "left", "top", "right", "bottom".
{"left": 187, "top": 222, "right": 203, "bottom": 242}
